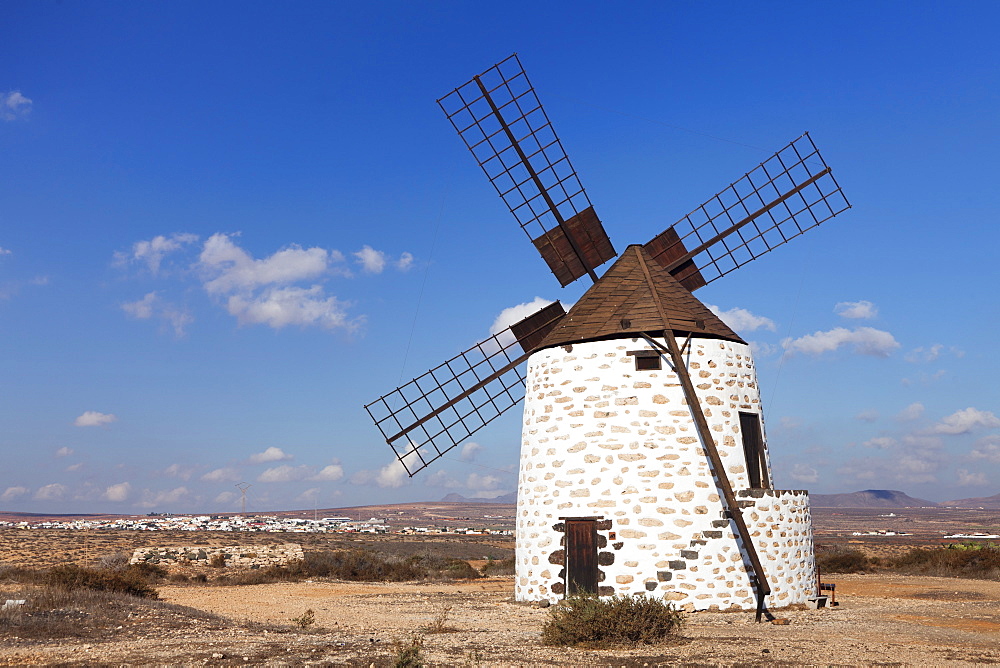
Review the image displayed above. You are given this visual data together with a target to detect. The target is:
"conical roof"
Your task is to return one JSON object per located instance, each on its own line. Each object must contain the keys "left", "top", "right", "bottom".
{"left": 536, "top": 244, "right": 744, "bottom": 349}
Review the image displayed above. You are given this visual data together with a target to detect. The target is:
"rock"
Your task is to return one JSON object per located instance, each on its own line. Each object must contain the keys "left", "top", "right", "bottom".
{"left": 771, "top": 618, "right": 790, "bottom": 625}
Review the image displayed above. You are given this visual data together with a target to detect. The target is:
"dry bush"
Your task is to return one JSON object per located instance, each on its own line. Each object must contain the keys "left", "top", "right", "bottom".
{"left": 294, "top": 550, "right": 428, "bottom": 582}
{"left": 392, "top": 633, "right": 425, "bottom": 668}
{"left": 42, "top": 564, "right": 159, "bottom": 599}
{"left": 422, "top": 604, "right": 456, "bottom": 634}
{"left": 541, "top": 595, "right": 684, "bottom": 648}
{"left": 481, "top": 557, "right": 516, "bottom": 576}
{"left": 889, "top": 544, "right": 1000, "bottom": 579}
{"left": 815, "top": 547, "right": 876, "bottom": 573}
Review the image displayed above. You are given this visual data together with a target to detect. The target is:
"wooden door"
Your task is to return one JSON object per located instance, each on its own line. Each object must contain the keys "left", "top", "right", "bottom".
{"left": 565, "top": 519, "right": 598, "bottom": 595}
{"left": 739, "top": 412, "right": 769, "bottom": 489}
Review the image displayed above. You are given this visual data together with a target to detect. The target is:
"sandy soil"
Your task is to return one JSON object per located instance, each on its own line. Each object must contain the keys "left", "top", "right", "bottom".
{"left": 3, "top": 573, "right": 999, "bottom": 666}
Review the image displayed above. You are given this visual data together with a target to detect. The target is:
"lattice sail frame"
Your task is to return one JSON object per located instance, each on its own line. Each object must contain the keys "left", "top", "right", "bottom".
{"left": 364, "top": 302, "right": 566, "bottom": 476}
{"left": 644, "top": 132, "right": 850, "bottom": 289}
{"left": 439, "top": 54, "right": 615, "bottom": 286}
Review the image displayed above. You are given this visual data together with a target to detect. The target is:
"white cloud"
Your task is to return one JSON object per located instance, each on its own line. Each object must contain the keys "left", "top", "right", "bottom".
{"left": 905, "top": 344, "right": 943, "bottom": 363}
{"left": 249, "top": 446, "right": 293, "bottom": 464}
{"left": 200, "top": 233, "right": 336, "bottom": 294}
{"left": 781, "top": 327, "right": 899, "bottom": 357}
{"left": 930, "top": 407, "right": 1000, "bottom": 435}
{"left": 258, "top": 464, "right": 312, "bottom": 483}
{"left": 466, "top": 472, "right": 501, "bottom": 491}
{"left": 748, "top": 341, "right": 779, "bottom": 357}
{"left": 0, "top": 247, "right": 11, "bottom": 256}
{"left": 424, "top": 470, "right": 461, "bottom": 488}
{"left": 55, "top": 446, "right": 74, "bottom": 458}
{"left": 34, "top": 483, "right": 67, "bottom": 501}
{"left": 1, "top": 486, "right": 29, "bottom": 502}
{"left": 896, "top": 402, "right": 925, "bottom": 421}
{"left": 956, "top": 468, "right": 987, "bottom": 486}
{"left": 396, "top": 252, "right": 414, "bottom": 271}
{"left": 65, "top": 462, "right": 83, "bottom": 472}
{"left": 214, "top": 491, "right": 238, "bottom": 505}
{"left": 375, "top": 460, "right": 410, "bottom": 488}
{"left": 354, "top": 245, "right": 387, "bottom": 274}
{"left": 490, "top": 297, "right": 555, "bottom": 337}
{"left": 1, "top": 91, "right": 32, "bottom": 121}
{"left": 862, "top": 436, "right": 896, "bottom": 450}
{"left": 164, "top": 463, "right": 194, "bottom": 480}
{"left": 137, "top": 486, "right": 191, "bottom": 508}
{"left": 116, "top": 233, "right": 198, "bottom": 275}
{"left": 460, "top": 442, "right": 484, "bottom": 462}
{"left": 226, "top": 285, "right": 357, "bottom": 331}
{"left": 707, "top": 304, "right": 776, "bottom": 332}
{"left": 103, "top": 482, "right": 132, "bottom": 502}
{"left": 74, "top": 411, "right": 117, "bottom": 427}
{"left": 122, "top": 291, "right": 193, "bottom": 337}
{"left": 970, "top": 436, "right": 1000, "bottom": 463}
{"left": 788, "top": 463, "right": 819, "bottom": 483}
{"left": 201, "top": 467, "right": 241, "bottom": 483}
{"left": 295, "top": 487, "right": 322, "bottom": 504}
{"left": 855, "top": 409, "right": 879, "bottom": 423}
{"left": 834, "top": 300, "right": 878, "bottom": 319}
{"left": 310, "top": 464, "right": 344, "bottom": 482}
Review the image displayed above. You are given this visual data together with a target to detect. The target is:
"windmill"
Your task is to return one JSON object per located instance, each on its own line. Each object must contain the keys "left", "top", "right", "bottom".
{"left": 365, "top": 54, "right": 850, "bottom": 616}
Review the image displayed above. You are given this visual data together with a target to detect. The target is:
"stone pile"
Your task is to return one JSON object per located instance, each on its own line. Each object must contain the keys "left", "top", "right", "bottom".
{"left": 130, "top": 543, "right": 303, "bottom": 569}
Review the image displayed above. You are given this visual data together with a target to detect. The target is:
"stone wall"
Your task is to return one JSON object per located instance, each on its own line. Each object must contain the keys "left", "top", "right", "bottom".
{"left": 514, "top": 336, "right": 815, "bottom": 611}
{"left": 130, "top": 543, "right": 303, "bottom": 569}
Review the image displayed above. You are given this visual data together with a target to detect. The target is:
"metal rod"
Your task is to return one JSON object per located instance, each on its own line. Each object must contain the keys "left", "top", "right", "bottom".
{"left": 633, "top": 247, "right": 771, "bottom": 621}
{"left": 473, "top": 75, "right": 599, "bottom": 284}
{"left": 663, "top": 167, "right": 831, "bottom": 275}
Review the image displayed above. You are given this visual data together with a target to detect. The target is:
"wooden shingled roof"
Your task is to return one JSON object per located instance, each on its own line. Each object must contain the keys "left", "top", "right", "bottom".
{"left": 536, "top": 244, "right": 745, "bottom": 350}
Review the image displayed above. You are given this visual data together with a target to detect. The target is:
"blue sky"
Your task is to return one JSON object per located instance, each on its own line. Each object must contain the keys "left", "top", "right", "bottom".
{"left": 2, "top": 1, "right": 998, "bottom": 514}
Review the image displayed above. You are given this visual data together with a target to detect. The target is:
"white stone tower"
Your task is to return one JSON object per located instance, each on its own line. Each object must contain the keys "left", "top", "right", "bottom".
{"left": 513, "top": 246, "right": 816, "bottom": 612}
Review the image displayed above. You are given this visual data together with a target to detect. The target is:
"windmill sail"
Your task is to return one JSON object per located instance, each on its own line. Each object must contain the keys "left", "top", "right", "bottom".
{"left": 644, "top": 132, "right": 850, "bottom": 291}
{"left": 439, "top": 54, "right": 616, "bottom": 287}
{"left": 365, "top": 301, "right": 566, "bottom": 476}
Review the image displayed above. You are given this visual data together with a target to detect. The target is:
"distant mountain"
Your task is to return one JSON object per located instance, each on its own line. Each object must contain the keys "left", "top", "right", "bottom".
{"left": 940, "top": 492, "right": 1000, "bottom": 509}
{"left": 810, "top": 489, "right": 938, "bottom": 508}
{"left": 441, "top": 492, "right": 516, "bottom": 504}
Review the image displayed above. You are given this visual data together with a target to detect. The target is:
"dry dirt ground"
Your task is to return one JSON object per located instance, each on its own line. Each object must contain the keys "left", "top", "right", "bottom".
{"left": 2, "top": 573, "right": 999, "bottom": 666}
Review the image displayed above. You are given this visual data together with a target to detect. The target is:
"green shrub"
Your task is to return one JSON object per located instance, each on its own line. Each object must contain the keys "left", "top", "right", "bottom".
{"left": 392, "top": 633, "right": 425, "bottom": 668}
{"left": 42, "top": 565, "right": 158, "bottom": 599}
{"left": 541, "top": 595, "right": 683, "bottom": 648}
{"left": 815, "top": 548, "right": 875, "bottom": 573}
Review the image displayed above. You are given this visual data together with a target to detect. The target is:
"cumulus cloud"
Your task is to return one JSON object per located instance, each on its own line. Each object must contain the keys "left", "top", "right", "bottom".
{"left": 490, "top": 297, "right": 555, "bottom": 336}
{"left": 707, "top": 305, "right": 776, "bottom": 332}
{"left": 905, "top": 344, "right": 943, "bottom": 363}
{"left": 970, "top": 436, "right": 1000, "bottom": 463}
{"left": 74, "top": 411, "right": 117, "bottom": 427}
{"left": 855, "top": 409, "right": 879, "bottom": 423}
{"left": 310, "top": 463, "right": 344, "bottom": 482}
{"left": 896, "top": 403, "right": 925, "bottom": 421}
{"left": 115, "top": 233, "right": 198, "bottom": 275}
{"left": 164, "top": 463, "right": 194, "bottom": 480}
{"left": 55, "top": 446, "right": 74, "bottom": 458}
{"left": 1, "top": 91, "right": 32, "bottom": 121}
{"left": 34, "top": 483, "right": 67, "bottom": 501}
{"left": 465, "top": 472, "right": 501, "bottom": 491}
{"left": 201, "top": 467, "right": 241, "bottom": 483}
{"left": 249, "top": 446, "right": 293, "bottom": 464}
{"left": 226, "top": 285, "right": 357, "bottom": 330}
{"left": 137, "top": 486, "right": 191, "bottom": 508}
{"left": 834, "top": 300, "right": 878, "bottom": 319}
{"left": 956, "top": 468, "right": 987, "bottom": 486}
{"left": 199, "top": 233, "right": 336, "bottom": 294}
{"left": 65, "top": 462, "right": 83, "bottom": 472}
{"left": 0, "top": 247, "right": 11, "bottom": 256}
{"left": 748, "top": 341, "right": 779, "bottom": 357}
{"left": 781, "top": 327, "right": 899, "bottom": 357}
{"left": 214, "top": 491, "right": 238, "bottom": 506}
{"left": 353, "top": 451, "right": 419, "bottom": 489}
{"left": 1, "top": 486, "right": 29, "bottom": 502}
{"left": 257, "top": 464, "right": 313, "bottom": 483}
{"left": 122, "top": 291, "right": 193, "bottom": 337}
{"left": 862, "top": 436, "right": 896, "bottom": 450}
{"left": 353, "top": 245, "right": 386, "bottom": 274}
{"left": 103, "top": 482, "right": 132, "bottom": 502}
{"left": 460, "top": 442, "right": 484, "bottom": 462}
{"left": 788, "top": 464, "right": 819, "bottom": 484}
{"left": 396, "top": 252, "right": 414, "bottom": 271}
{"left": 930, "top": 407, "right": 1000, "bottom": 435}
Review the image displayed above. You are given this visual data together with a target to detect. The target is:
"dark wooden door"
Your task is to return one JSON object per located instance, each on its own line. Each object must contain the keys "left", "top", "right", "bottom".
{"left": 565, "top": 519, "right": 598, "bottom": 595}
{"left": 739, "top": 412, "right": 769, "bottom": 489}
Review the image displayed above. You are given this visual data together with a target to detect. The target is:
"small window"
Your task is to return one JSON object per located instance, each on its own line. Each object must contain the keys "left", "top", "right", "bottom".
{"left": 635, "top": 355, "right": 661, "bottom": 371}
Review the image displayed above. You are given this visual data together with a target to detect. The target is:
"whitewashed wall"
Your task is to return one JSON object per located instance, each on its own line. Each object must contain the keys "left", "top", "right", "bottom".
{"left": 514, "top": 336, "right": 816, "bottom": 611}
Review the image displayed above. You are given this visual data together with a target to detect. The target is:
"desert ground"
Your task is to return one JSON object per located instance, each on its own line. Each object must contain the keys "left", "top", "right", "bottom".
{"left": 1, "top": 506, "right": 999, "bottom": 666}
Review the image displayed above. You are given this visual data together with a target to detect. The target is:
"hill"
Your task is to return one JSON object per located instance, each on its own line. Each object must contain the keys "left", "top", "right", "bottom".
{"left": 940, "top": 492, "right": 1000, "bottom": 508}
{"left": 441, "top": 492, "right": 517, "bottom": 504}
{"left": 810, "top": 489, "right": 938, "bottom": 508}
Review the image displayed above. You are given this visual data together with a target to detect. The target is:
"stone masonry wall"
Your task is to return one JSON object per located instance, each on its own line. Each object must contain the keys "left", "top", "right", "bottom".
{"left": 130, "top": 543, "right": 303, "bottom": 569}
{"left": 514, "top": 336, "right": 815, "bottom": 611}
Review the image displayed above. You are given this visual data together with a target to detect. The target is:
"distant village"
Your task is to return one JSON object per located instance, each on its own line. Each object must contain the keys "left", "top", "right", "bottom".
{"left": 0, "top": 514, "right": 514, "bottom": 536}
